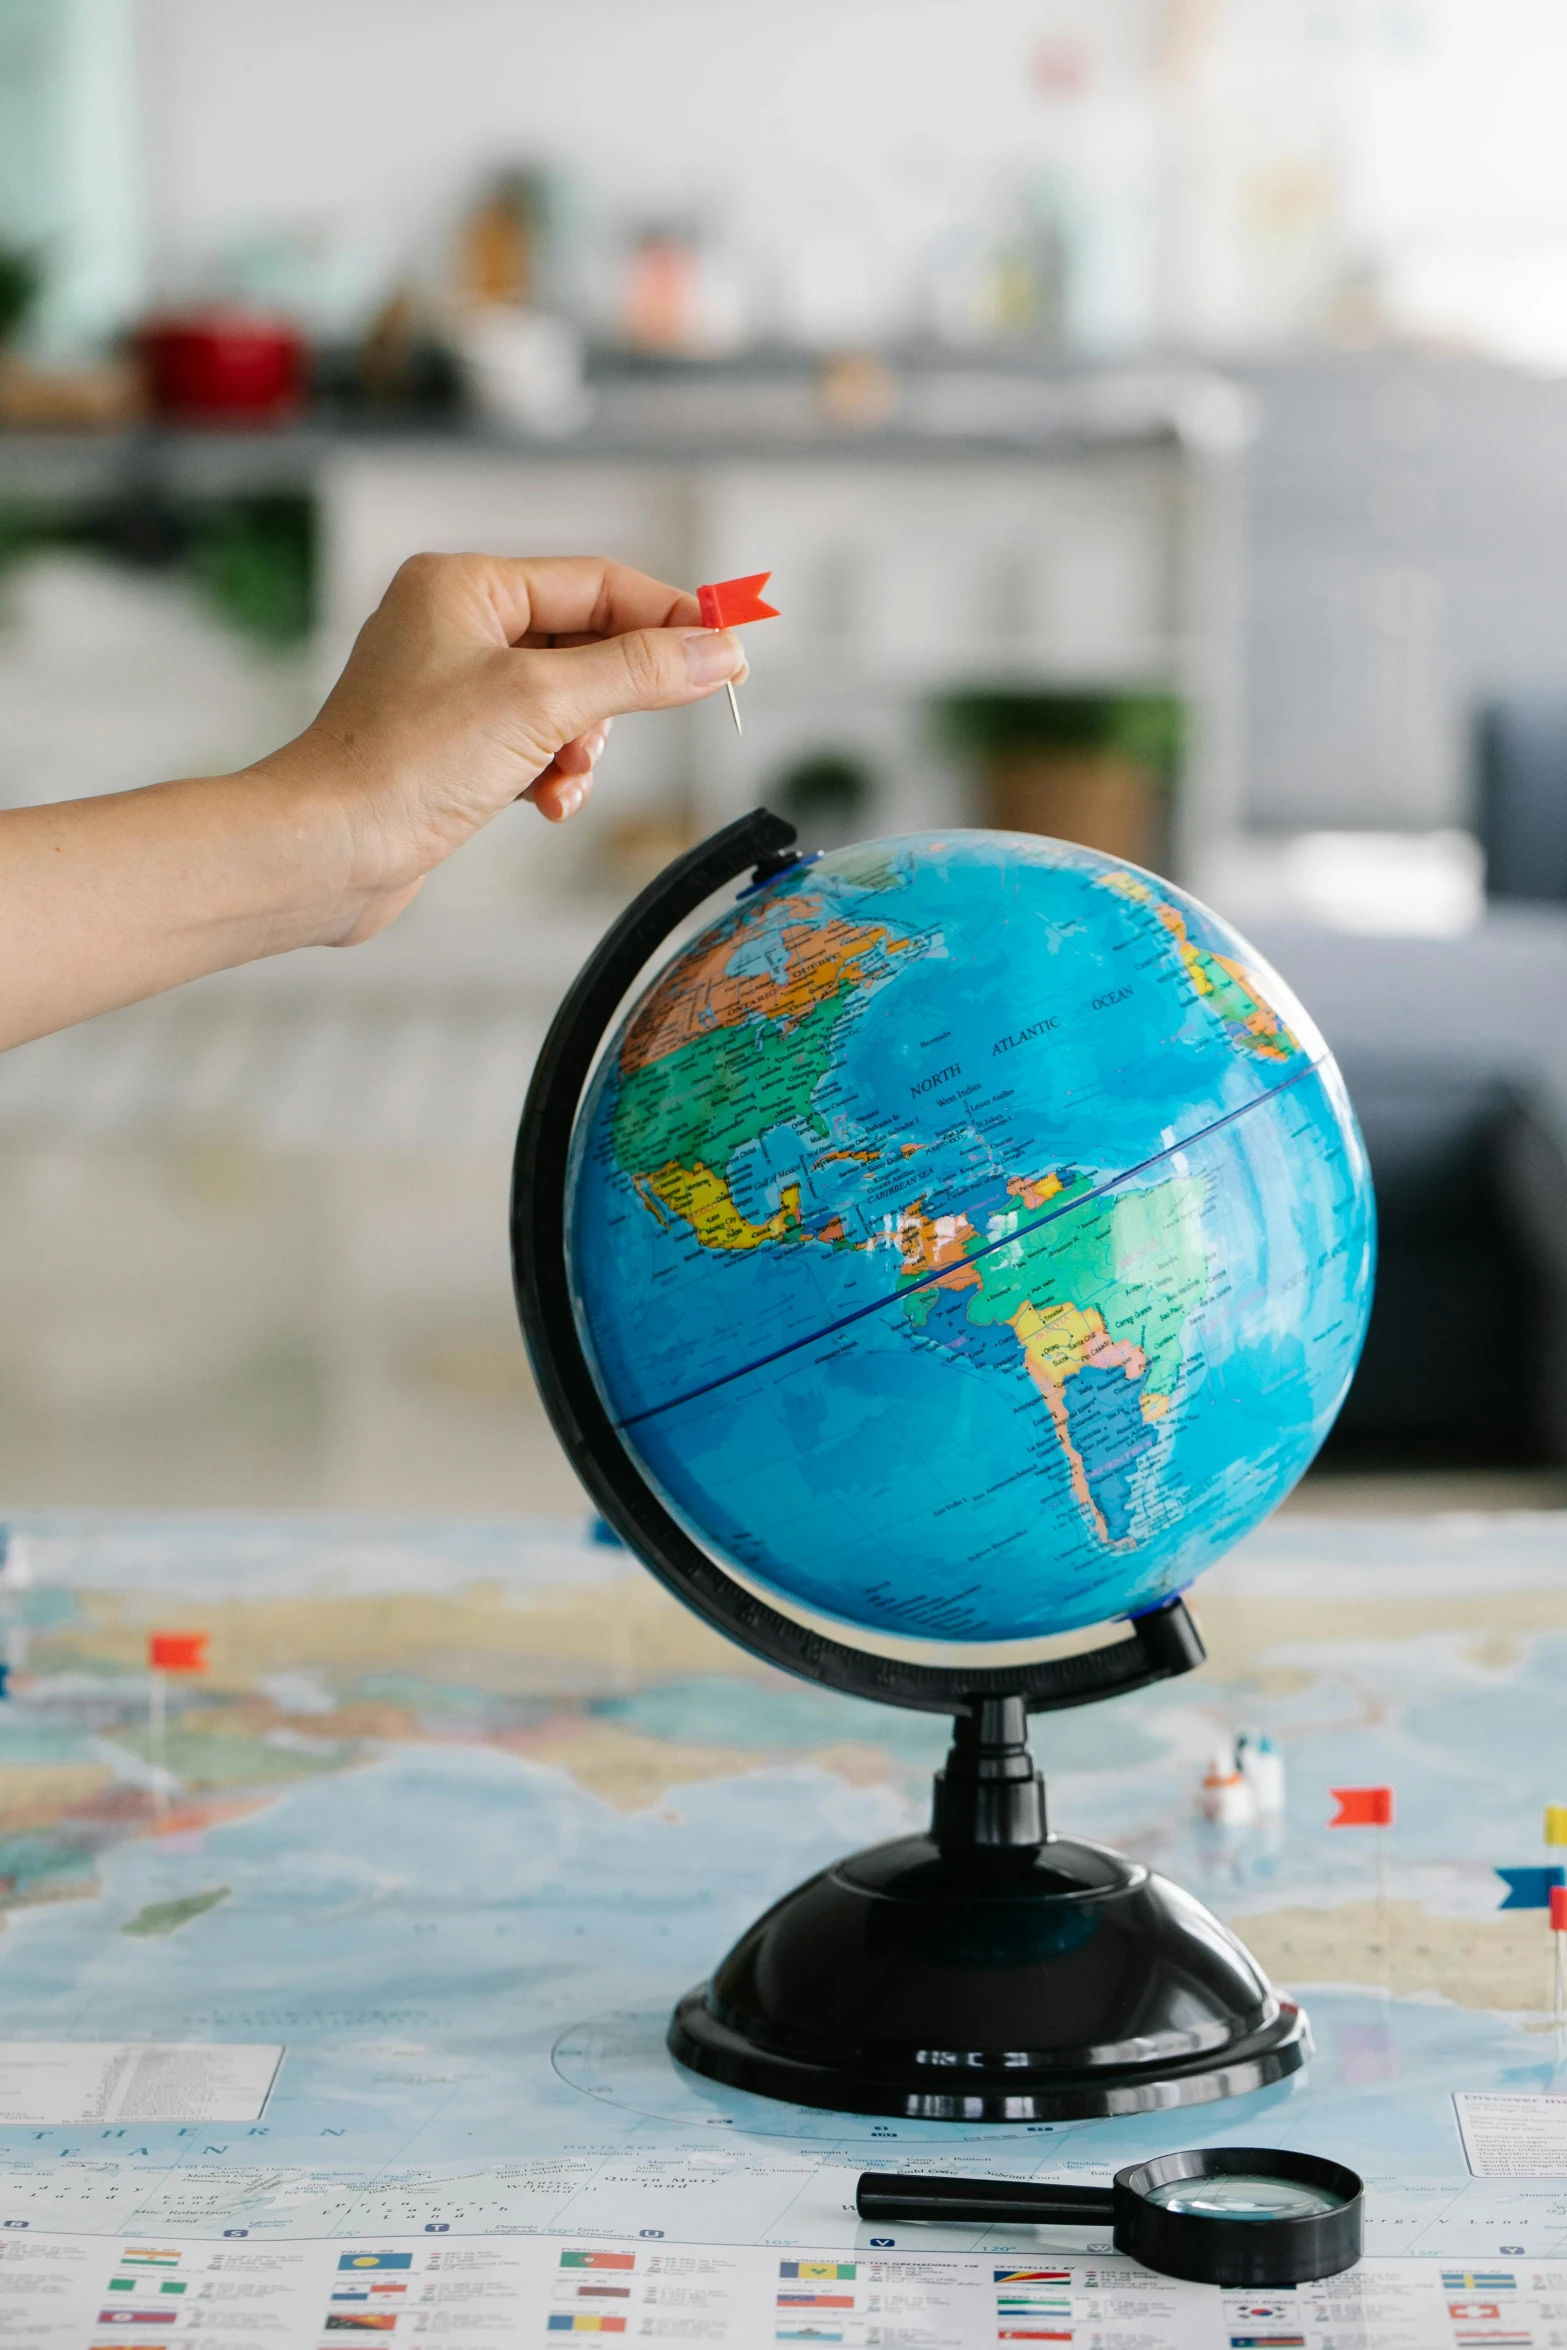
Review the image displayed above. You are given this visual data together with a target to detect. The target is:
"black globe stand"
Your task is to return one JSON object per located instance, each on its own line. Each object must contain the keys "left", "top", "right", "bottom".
{"left": 512, "top": 810, "right": 1309, "bottom": 2123}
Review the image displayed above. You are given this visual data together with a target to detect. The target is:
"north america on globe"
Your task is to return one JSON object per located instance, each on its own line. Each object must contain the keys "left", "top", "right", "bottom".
{"left": 569, "top": 832, "right": 1374, "bottom": 1644}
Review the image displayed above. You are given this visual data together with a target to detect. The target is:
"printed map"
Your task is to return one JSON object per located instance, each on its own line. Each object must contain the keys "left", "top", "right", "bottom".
{"left": 0, "top": 1509, "right": 1562, "bottom": 2262}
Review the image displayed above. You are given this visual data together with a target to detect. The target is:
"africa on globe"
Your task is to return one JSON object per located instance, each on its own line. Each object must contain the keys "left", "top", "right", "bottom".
{"left": 567, "top": 831, "right": 1373, "bottom": 1646}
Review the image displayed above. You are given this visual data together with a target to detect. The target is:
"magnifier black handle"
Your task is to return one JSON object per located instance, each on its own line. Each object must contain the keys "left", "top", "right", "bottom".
{"left": 856, "top": 2172, "right": 1113, "bottom": 2228}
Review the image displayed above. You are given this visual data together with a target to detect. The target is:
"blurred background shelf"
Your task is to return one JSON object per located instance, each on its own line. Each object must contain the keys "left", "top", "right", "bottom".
{"left": 6, "top": 0, "right": 1567, "bottom": 1521}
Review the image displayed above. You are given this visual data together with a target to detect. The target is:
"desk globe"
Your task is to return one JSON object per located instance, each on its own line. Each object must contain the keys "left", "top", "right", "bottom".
{"left": 513, "top": 811, "right": 1374, "bottom": 2122}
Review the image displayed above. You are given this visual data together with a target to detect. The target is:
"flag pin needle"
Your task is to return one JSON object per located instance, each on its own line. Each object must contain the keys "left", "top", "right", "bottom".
{"left": 697, "top": 573, "right": 778, "bottom": 738}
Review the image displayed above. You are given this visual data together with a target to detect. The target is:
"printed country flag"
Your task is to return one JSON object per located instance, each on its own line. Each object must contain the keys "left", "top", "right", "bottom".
{"left": 324, "top": 2321, "right": 397, "bottom": 2335}
{"left": 95, "top": 2316, "right": 177, "bottom": 2328}
{"left": 775, "top": 2332, "right": 844, "bottom": 2345}
{"left": 777, "top": 2294, "right": 854, "bottom": 2308}
{"left": 779, "top": 2262, "right": 855, "bottom": 2281}
{"left": 338, "top": 2254, "right": 413, "bottom": 2273}
{"left": 996, "top": 2332, "right": 1071, "bottom": 2343}
{"left": 560, "top": 2252, "right": 635, "bottom": 2272}
{"left": 119, "top": 2252, "right": 180, "bottom": 2268}
{"left": 1228, "top": 2338, "right": 1305, "bottom": 2348}
{"left": 545, "top": 2321, "right": 626, "bottom": 2336}
{"left": 331, "top": 2285, "right": 406, "bottom": 2301}
{"left": 1452, "top": 2335, "right": 1531, "bottom": 2349}
{"left": 106, "top": 2280, "right": 184, "bottom": 2295}
{"left": 994, "top": 2270, "right": 1071, "bottom": 2285}
{"left": 1444, "top": 2273, "right": 1517, "bottom": 2291}
{"left": 555, "top": 2285, "right": 631, "bottom": 2299}
{"left": 998, "top": 2303, "right": 1071, "bottom": 2317}
{"left": 1451, "top": 2306, "right": 1503, "bottom": 2321}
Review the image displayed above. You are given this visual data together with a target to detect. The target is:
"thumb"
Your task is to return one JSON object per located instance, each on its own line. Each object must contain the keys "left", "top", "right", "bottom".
{"left": 523, "top": 625, "right": 746, "bottom": 744}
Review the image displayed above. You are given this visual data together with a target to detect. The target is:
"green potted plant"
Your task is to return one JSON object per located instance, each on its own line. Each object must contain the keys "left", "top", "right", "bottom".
{"left": 935, "top": 689, "right": 1183, "bottom": 868}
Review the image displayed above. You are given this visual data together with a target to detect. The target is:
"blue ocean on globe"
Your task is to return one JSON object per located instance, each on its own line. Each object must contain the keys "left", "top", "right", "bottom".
{"left": 568, "top": 830, "right": 1374, "bottom": 1644}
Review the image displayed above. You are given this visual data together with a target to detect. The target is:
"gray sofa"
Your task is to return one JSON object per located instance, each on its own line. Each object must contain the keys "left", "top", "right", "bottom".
{"left": 1254, "top": 911, "right": 1567, "bottom": 1467}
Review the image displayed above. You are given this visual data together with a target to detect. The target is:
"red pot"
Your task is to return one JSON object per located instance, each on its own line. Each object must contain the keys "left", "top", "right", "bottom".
{"left": 139, "top": 311, "right": 306, "bottom": 423}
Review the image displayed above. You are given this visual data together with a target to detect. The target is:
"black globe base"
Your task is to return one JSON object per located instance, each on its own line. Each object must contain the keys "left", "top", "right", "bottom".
{"left": 668, "top": 1698, "right": 1308, "bottom": 2123}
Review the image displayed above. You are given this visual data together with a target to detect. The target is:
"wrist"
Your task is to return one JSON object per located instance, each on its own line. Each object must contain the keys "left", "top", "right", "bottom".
{"left": 241, "top": 730, "right": 383, "bottom": 950}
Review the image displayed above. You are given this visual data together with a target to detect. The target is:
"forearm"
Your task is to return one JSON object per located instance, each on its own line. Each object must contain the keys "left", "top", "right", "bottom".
{"left": 0, "top": 554, "right": 744, "bottom": 1053}
{"left": 0, "top": 763, "right": 350, "bottom": 1051}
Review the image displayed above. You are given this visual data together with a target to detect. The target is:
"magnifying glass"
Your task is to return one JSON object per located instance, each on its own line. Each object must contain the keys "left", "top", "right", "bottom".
{"left": 857, "top": 2147, "right": 1363, "bottom": 2287}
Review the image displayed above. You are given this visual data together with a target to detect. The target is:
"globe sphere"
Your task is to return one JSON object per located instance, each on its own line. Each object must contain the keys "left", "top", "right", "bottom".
{"left": 568, "top": 832, "right": 1373, "bottom": 1645}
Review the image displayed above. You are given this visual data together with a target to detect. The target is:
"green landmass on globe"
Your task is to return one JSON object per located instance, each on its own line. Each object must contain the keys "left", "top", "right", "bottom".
{"left": 569, "top": 831, "right": 1374, "bottom": 1642}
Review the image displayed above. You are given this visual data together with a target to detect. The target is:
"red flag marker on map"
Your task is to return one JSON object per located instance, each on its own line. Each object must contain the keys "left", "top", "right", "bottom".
{"left": 1331, "top": 1787, "right": 1394, "bottom": 1982}
{"left": 1551, "top": 1885, "right": 1567, "bottom": 2028}
{"left": 695, "top": 572, "right": 779, "bottom": 737}
{"left": 149, "top": 1632, "right": 208, "bottom": 1673}
{"left": 146, "top": 1633, "right": 208, "bottom": 1820}
{"left": 1328, "top": 1786, "right": 1393, "bottom": 1827}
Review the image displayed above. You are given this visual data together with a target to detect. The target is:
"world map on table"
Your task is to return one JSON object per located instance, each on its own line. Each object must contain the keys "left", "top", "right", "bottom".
{"left": 0, "top": 1510, "right": 1566, "bottom": 2257}
{"left": 568, "top": 833, "right": 1373, "bottom": 1643}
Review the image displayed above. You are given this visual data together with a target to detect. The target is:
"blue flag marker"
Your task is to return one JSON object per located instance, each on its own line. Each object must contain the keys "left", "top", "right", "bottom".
{"left": 1496, "top": 1865, "right": 1566, "bottom": 1910}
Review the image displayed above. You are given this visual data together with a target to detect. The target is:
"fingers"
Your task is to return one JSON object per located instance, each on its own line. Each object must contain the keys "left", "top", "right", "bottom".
{"left": 388, "top": 551, "right": 704, "bottom": 646}
{"left": 530, "top": 770, "right": 591, "bottom": 823}
{"left": 523, "top": 720, "right": 611, "bottom": 822}
{"left": 552, "top": 726, "right": 605, "bottom": 779}
{"left": 522, "top": 625, "right": 746, "bottom": 745}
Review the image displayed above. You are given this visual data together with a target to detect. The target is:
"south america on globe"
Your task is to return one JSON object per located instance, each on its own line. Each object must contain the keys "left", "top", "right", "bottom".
{"left": 568, "top": 832, "right": 1373, "bottom": 1645}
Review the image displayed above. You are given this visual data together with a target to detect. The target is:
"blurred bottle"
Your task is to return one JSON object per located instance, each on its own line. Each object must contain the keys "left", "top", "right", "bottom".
{"left": 926, "top": 178, "right": 1073, "bottom": 348}
{"left": 458, "top": 170, "right": 552, "bottom": 309}
{"left": 617, "top": 220, "right": 750, "bottom": 357}
{"left": 450, "top": 168, "right": 590, "bottom": 436}
{"left": 622, "top": 224, "right": 701, "bottom": 353}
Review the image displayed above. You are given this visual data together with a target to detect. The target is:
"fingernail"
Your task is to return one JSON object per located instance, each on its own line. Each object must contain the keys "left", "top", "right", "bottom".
{"left": 586, "top": 728, "right": 607, "bottom": 763}
{"left": 683, "top": 629, "right": 743, "bottom": 687}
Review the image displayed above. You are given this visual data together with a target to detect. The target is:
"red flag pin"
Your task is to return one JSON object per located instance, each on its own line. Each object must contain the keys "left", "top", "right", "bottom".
{"left": 146, "top": 1633, "right": 208, "bottom": 1820}
{"left": 1329, "top": 1786, "right": 1393, "bottom": 1828}
{"left": 149, "top": 1632, "right": 208, "bottom": 1673}
{"left": 695, "top": 572, "right": 779, "bottom": 736}
{"left": 1331, "top": 1786, "right": 1395, "bottom": 1972}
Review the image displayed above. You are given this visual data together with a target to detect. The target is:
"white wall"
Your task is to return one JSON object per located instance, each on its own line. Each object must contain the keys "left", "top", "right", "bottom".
{"left": 133, "top": 0, "right": 1159, "bottom": 345}
{"left": 125, "top": 0, "right": 1567, "bottom": 366}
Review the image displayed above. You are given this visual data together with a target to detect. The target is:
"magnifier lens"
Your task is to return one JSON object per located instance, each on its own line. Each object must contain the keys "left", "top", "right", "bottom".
{"left": 1142, "top": 2175, "right": 1348, "bottom": 2223}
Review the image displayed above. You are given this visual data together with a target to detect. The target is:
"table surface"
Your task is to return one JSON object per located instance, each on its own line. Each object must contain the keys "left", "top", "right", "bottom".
{"left": 0, "top": 1504, "right": 1562, "bottom": 2271}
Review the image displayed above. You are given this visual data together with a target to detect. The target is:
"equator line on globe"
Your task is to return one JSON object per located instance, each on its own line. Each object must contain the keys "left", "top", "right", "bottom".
{"left": 568, "top": 828, "right": 1374, "bottom": 1646}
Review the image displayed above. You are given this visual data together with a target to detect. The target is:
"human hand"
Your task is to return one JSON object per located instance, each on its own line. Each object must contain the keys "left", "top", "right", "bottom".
{"left": 261, "top": 552, "right": 748, "bottom": 945}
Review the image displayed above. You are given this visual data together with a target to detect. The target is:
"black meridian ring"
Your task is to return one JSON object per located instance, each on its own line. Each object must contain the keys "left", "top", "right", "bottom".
{"left": 509, "top": 807, "right": 1206, "bottom": 1719}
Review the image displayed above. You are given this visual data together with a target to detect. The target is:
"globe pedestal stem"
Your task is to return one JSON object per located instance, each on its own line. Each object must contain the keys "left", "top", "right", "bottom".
{"left": 931, "top": 1695, "right": 1047, "bottom": 1853}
